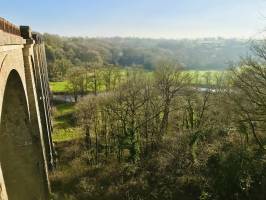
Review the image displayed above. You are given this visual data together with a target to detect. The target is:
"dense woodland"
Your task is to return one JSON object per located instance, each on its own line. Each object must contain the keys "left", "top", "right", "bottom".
{"left": 44, "top": 34, "right": 250, "bottom": 81}
{"left": 47, "top": 34, "right": 266, "bottom": 200}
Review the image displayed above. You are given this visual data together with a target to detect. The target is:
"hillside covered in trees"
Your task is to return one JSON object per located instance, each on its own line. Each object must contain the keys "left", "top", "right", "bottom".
{"left": 49, "top": 36, "right": 266, "bottom": 200}
{"left": 44, "top": 34, "right": 250, "bottom": 81}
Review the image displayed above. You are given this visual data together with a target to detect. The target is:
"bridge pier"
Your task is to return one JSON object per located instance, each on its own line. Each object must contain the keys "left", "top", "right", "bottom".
{"left": 0, "top": 18, "right": 54, "bottom": 199}
{"left": 0, "top": 164, "right": 8, "bottom": 200}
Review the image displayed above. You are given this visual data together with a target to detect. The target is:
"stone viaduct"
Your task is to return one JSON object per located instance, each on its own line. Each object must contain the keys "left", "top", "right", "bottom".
{"left": 0, "top": 18, "right": 55, "bottom": 200}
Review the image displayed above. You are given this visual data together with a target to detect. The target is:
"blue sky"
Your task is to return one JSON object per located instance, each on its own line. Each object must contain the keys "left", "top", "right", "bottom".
{"left": 2, "top": 0, "right": 266, "bottom": 38}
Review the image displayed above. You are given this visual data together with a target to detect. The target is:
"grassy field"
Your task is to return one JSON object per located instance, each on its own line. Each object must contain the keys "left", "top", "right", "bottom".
{"left": 50, "top": 81, "right": 107, "bottom": 94}
{"left": 49, "top": 70, "right": 226, "bottom": 94}
{"left": 52, "top": 102, "right": 84, "bottom": 142}
{"left": 185, "top": 70, "right": 226, "bottom": 85}
{"left": 50, "top": 81, "right": 69, "bottom": 93}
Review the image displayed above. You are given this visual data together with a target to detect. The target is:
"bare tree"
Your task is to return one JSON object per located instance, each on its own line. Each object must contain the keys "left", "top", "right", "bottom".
{"left": 154, "top": 60, "right": 191, "bottom": 136}
{"left": 76, "top": 95, "right": 98, "bottom": 150}
{"left": 66, "top": 67, "right": 87, "bottom": 102}
{"left": 229, "top": 42, "right": 266, "bottom": 150}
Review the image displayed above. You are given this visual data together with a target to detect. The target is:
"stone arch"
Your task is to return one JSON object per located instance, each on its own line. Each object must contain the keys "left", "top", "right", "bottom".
{"left": 0, "top": 70, "right": 46, "bottom": 200}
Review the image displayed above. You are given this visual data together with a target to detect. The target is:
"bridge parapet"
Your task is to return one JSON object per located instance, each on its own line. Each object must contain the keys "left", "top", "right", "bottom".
{"left": 0, "top": 18, "right": 24, "bottom": 46}
{"left": 0, "top": 17, "right": 20, "bottom": 36}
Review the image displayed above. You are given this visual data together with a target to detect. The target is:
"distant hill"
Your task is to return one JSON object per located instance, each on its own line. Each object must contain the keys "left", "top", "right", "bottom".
{"left": 43, "top": 34, "right": 251, "bottom": 80}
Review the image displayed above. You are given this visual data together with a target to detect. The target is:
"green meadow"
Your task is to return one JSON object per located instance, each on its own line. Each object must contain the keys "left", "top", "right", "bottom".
{"left": 52, "top": 102, "right": 84, "bottom": 142}
{"left": 49, "top": 69, "right": 226, "bottom": 94}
